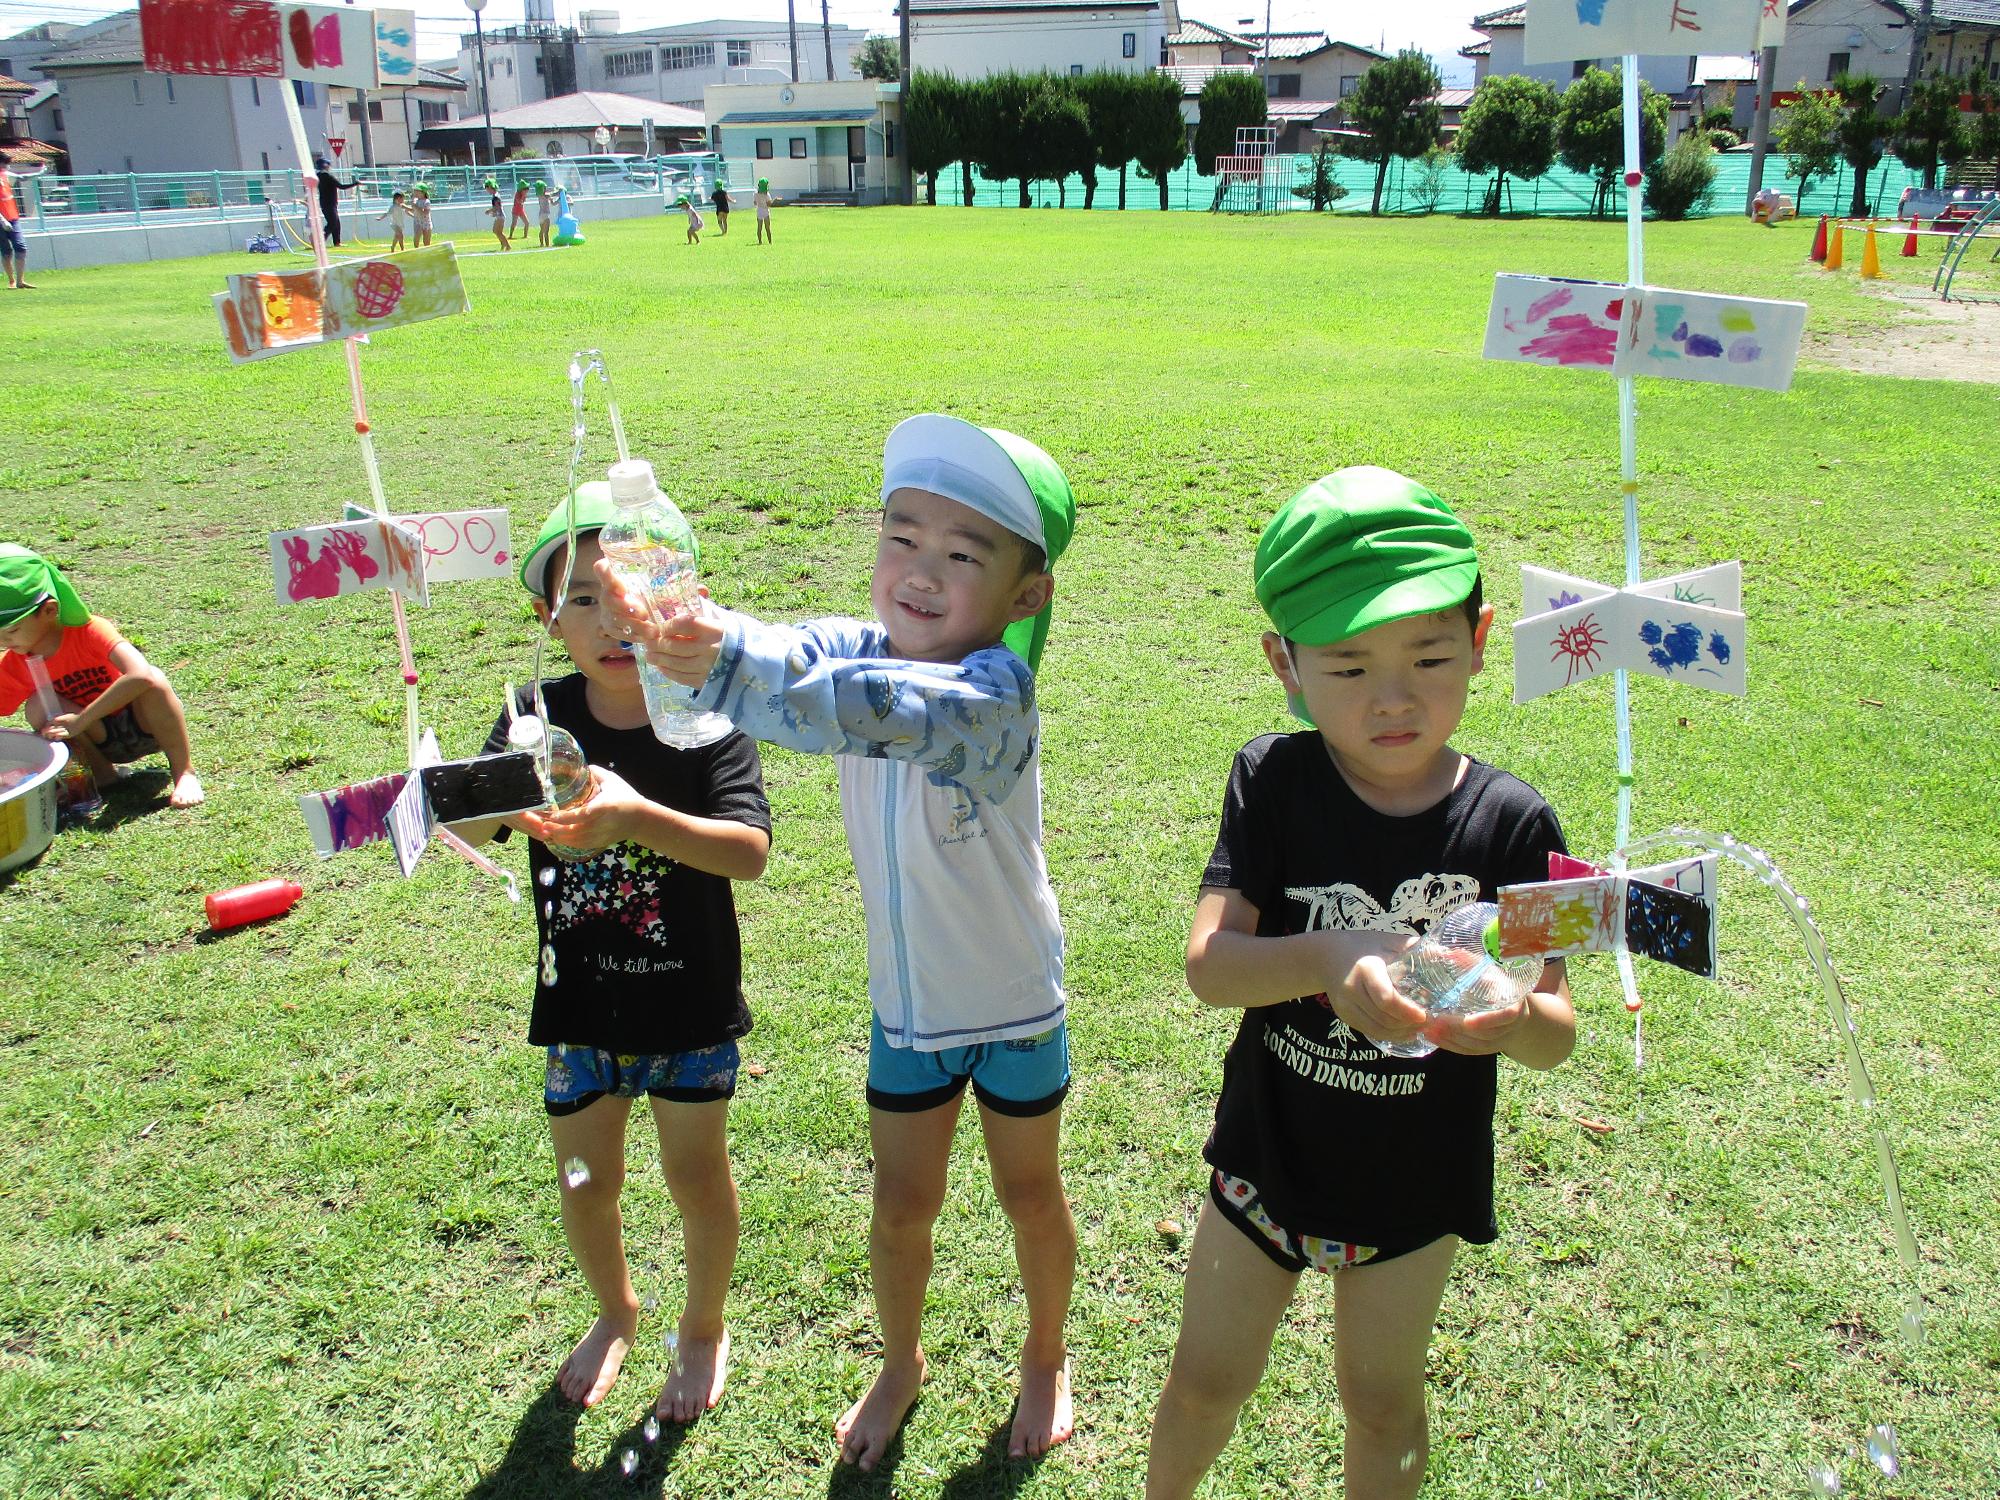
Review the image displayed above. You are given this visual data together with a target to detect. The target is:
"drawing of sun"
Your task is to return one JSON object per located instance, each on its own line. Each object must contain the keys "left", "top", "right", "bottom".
{"left": 1552, "top": 613, "right": 1607, "bottom": 683}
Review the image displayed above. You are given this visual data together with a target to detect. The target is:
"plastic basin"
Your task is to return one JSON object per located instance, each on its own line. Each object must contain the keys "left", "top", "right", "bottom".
{"left": 0, "top": 728, "right": 68, "bottom": 874}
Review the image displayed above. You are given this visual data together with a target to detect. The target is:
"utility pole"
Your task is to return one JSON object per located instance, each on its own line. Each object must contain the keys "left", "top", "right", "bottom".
{"left": 464, "top": 0, "right": 492, "bottom": 168}
{"left": 821, "top": 0, "right": 835, "bottom": 80}
{"left": 1900, "top": 0, "right": 1934, "bottom": 112}
{"left": 1745, "top": 43, "right": 1778, "bottom": 212}
{"left": 899, "top": 0, "right": 913, "bottom": 205}
{"left": 346, "top": 0, "right": 374, "bottom": 165}
{"left": 788, "top": 0, "right": 800, "bottom": 82}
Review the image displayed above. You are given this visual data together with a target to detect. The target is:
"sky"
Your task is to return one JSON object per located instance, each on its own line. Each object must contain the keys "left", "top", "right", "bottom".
{"left": 0, "top": 1, "right": 1485, "bottom": 84}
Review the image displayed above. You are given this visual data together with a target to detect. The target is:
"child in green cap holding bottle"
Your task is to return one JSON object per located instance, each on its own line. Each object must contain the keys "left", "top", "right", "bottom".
{"left": 601, "top": 415, "right": 1080, "bottom": 1470}
{"left": 1146, "top": 467, "right": 1576, "bottom": 1499}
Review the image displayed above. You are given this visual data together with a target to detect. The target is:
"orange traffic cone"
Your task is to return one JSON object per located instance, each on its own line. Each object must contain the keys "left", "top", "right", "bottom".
{"left": 1860, "top": 224, "right": 1882, "bottom": 278}
{"left": 1809, "top": 214, "right": 1828, "bottom": 261}
{"left": 1825, "top": 224, "right": 1845, "bottom": 270}
{"left": 1902, "top": 220, "right": 1919, "bottom": 256}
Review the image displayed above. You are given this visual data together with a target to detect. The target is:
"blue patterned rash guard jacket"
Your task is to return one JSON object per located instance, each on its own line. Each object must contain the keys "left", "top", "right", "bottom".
{"left": 693, "top": 611, "right": 1065, "bottom": 1051}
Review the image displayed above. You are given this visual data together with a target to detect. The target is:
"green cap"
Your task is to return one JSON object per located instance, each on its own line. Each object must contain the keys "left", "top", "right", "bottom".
{"left": 518, "top": 484, "right": 621, "bottom": 600}
{"left": 879, "top": 415, "right": 1075, "bottom": 673}
{"left": 0, "top": 544, "right": 87, "bottom": 629}
{"left": 484, "top": 177, "right": 498, "bottom": 190}
{"left": 1254, "top": 467, "right": 1477, "bottom": 647}
{"left": 757, "top": 177, "right": 769, "bottom": 190}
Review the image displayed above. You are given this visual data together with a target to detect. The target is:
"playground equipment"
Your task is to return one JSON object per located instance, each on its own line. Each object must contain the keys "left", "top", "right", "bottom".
{"left": 1934, "top": 196, "right": 2000, "bottom": 303}
{"left": 1211, "top": 126, "right": 1300, "bottom": 215}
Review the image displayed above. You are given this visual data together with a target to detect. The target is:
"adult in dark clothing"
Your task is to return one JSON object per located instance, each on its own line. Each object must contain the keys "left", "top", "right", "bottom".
{"left": 313, "top": 156, "right": 356, "bottom": 247}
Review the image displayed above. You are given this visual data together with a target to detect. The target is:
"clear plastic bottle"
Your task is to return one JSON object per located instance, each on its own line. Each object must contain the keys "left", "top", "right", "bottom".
{"left": 58, "top": 755, "right": 102, "bottom": 823}
{"left": 1367, "top": 902, "right": 1545, "bottom": 1060}
{"left": 592, "top": 457, "right": 734, "bottom": 750}
{"left": 508, "top": 713, "right": 595, "bottom": 861}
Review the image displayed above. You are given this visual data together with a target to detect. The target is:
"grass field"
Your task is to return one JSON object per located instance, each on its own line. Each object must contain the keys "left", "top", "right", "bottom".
{"left": 3, "top": 207, "right": 1997, "bottom": 1499}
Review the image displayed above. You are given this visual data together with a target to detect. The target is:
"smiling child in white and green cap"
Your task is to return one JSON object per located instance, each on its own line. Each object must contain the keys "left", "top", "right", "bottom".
{"left": 601, "top": 413, "right": 1081, "bottom": 1470}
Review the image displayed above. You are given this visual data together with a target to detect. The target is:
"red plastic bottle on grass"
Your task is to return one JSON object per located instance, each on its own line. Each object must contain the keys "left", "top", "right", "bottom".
{"left": 205, "top": 879, "right": 304, "bottom": 931}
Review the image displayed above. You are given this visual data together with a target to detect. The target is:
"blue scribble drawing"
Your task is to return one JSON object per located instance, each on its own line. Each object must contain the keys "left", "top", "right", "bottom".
{"left": 1575, "top": 0, "right": 1608, "bottom": 22}
{"left": 1726, "top": 337, "right": 1763, "bottom": 364}
{"left": 376, "top": 23, "right": 416, "bottom": 75}
{"left": 1707, "top": 631, "right": 1731, "bottom": 665}
{"left": 1638, "top": 618, "right": 1703, "bottom": 673}
{"left": 1685, "top": 332, "right": 1725, "bottom": 357}
{"left": 1671, "top": 582, "right": 1716, "bottom": 605}
{"left": 1551, "top": 589, "right": 1584, "bottom": 609}
{"left": 1623, "top": 881, "right": 1714, "bottom": 977}
{"left": 1650, "top": 304, "right": 1685, "bottom": 359}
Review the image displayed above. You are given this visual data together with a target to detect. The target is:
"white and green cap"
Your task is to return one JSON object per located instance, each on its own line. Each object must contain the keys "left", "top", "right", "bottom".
{"left": 879, "top": 414, "right": 1076, "bottom": 671}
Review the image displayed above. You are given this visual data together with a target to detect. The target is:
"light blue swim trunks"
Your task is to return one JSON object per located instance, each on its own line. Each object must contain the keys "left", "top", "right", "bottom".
{"left": 865, "top": 1013, "right": 1069, "bottom": 1117}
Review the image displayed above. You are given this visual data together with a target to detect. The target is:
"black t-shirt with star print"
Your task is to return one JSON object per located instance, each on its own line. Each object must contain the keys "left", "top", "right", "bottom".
{"left": 1199, "top": 731, "right": 1566, "bottom": 1248}
{"left": 484, "top": 676, "right": 771, "bottom": 1055}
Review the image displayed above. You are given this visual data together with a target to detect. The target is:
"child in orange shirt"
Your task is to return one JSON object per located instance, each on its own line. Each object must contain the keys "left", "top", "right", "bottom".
{"left": 0, "top": 545, "right": 204, "bottom": 807}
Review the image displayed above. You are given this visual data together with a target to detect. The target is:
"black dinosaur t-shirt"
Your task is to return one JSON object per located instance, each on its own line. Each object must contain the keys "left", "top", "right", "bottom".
{"left": 1201, "top": 731, "right": 1566, "bottom": 1246}
{"left": 484, "top": 676, "right": 770, "bottom": 1055}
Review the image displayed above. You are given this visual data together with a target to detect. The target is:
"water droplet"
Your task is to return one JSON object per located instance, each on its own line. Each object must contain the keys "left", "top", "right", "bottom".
{"left": 562, "top": 1157, "right": 590, "bottom": 1189}
{"left": 538, "top": 866, "right": 556, "bottom": 888}
{"left": 540, "top": 944, "right": 558, "bottom": 985}
{"left": 1398, "top": 1448, "right": 1419, "bottom": 1474}
{"left": 643, "top": 1415, "right": 661, "bottom": 1443}
{"left": 1804, "top": 1460, "right": 1840, "bottom": 1496}
{"left": 1865, "top": 1424, "right": 1900, "bottom": 1477}
{"left": 664, "top": 1328, "right": 679, "bottom": 1355}
{"left": 643, "top": 1291, "right": 658, "bottom": 1312}
{"left": 1897, "top": 1296, "right": 1925, "bottom": 1346}
{"left": 619, "top": 1447, "right": 639, "bottom": 1476}
{"left": 542, "top": 901, "right": 554, "bottom": 919}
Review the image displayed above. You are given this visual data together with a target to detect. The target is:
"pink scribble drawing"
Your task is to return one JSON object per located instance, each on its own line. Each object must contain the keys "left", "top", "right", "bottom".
{"left": 1670, "top": 0, "right": 1702, "bottom": 33}
{"left": 324, "top": 528, "right": 381, "bottom": 585}
{"left": 1551, "top": 613, "right": 1608, "bottom": 683}
{"left": 284, "top": 534, "right": 343, "bottom": 601}
{"left": 1522, "top": 314, "right": 1619, "bottom": 367}
{"left": 1523, "top": 286, "right": 1572, "bottom": 326}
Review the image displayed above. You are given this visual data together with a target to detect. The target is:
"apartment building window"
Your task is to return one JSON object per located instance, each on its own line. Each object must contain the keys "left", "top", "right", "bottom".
{"left": 419, "top": 99, "right": 449, "bottom": 123}
{"left": 728, "top": 40, "right": 751, "bottom": 65}
{"left": 605, "top": 48, "right": 654, "bottom": 78}
{"left": 756, "top": 137, "right": 774, "bottom": 158}
{"left": 348, "top": 101, "right": 362, "bottom": 120}
{"left": 1573, "top": 59, "right": 1590, "bottom": 78}
{"left": 1827, "top": 51, "right": 1849, "bottom": 79}
{"left": 1123, "top": 31, "right": 1136, "bottom": 58}
{"left": 790, "top": 136, "right": 807, "bottom": 157}
{"left": 1339, "top": 74, "right": 1361, "bottom": 97}
{"left": 1071, "top": 63, "right": 1084, "bottom": 75}
{"left": 51, "top": 107, "right": 62, "bottom": 130}
{"left": 661, "top": 43, "right": 716, "bottom": 70}
{"left": 133, "top": 77, "right": 142, "bottom": 104}
{"left": 165, "top": 76, "right": 175, "bottom": 101}
{"left": 368, "top": 100, "right": 383, "bottom": 121}
{"left": 250, "top": 77, "right": 260, "bottom": 105}
{"left": 1269, "top": 73, "right": 1301, "bottom": 98}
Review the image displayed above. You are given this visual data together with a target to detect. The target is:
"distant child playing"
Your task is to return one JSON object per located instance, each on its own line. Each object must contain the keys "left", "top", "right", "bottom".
{"left": 710, "top": 179, "right": 730, "bottom": 235}
{"left": 410, "top": 184, "right": 433, "bottom": 248}
{"left": 604, "top": 415, "right": 1080, "bottom": 1469}
{"left": 753, "top": 177, "right": 775, "bottom": 245}
{"left": 510, "top": 181, "right": 531, "bottom": 239}
{"left": 485, "top": 178, "right": 510, "bottom": 252}
{"left": 376, "top": 189, "right": 408, "bottom": 252}
{"left": 536, "top": 181, "right": 554, "bottom": 248}
{"left": 0, "top": 544, "right": 203, "bottom": 808}
{"left": 1145, "top": 468, "right": 1576, "bottom": 1499}
{"left": 680, "top": 195, "right": 703, "bottom": 246}
{"left": 456, "top": 490, "right": 772, "bottom": 1420}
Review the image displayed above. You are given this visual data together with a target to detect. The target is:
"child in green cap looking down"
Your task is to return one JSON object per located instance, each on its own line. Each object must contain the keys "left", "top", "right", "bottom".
{"left": 454, "top": 486, "right": 771, "bottom": 1423}
{"left": 600, "top": 414, "right": 1080, "bottom": 1470}
{"left": 1146, "top": 466, "right": 1575, "bottom": 1499}
{"left": 0, "top": 544, "right": 204, "bottom": 808}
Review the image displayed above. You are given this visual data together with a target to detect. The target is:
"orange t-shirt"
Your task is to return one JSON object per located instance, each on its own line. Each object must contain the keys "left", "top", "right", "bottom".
{"left": 0, "top": 175, "right": 18, "bottom": 223}
{"left": 0, "top": 617, "right": 126, "bottom": 717}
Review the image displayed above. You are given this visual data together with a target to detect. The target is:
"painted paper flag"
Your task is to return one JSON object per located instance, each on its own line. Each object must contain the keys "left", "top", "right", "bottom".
{"left": 1498, "top": 852, "right": 1719, "bottom": 978}
{"left": 216, "top": 246, "right": 468, "bottom": 363}
{"left": 142, "top": 0, "right": 410, "bottom": 87}
{"left": 1514, "top": 563, "right": 1744, "bottom": 703}
{"left": 301, "top": 770, "right": 409, "bottom": 856}
{"left": 344, "top": 504, "right": 512, "bottom": 584}
{"left": 1522, "top": 0, "right": 1771, "bottom": 65}
{"left": 269, "top": 516, "right": 427, "bottom": 607}
{"left": 386, "top": 768, "right": 430, "bottom": 878}
{"left": 1485, "top": 275, "right": 1805, "bottom": 393}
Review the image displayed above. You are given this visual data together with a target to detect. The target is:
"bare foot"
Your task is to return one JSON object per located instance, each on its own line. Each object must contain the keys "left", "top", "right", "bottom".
{"left": 656, "top": 1325, "right": 729, "bottom": 1423}
{"left": 1009, "top": 1355, "right": 1073, "bottom": 1459}
{"left": 557, "top": 1313, "right": 634, "bottom": 1407}
{"left": 169, "top": 770, "right": 206, "bottom": 808}
{"left": 835, "top": 1356, "right": 925, "bottom": 1472}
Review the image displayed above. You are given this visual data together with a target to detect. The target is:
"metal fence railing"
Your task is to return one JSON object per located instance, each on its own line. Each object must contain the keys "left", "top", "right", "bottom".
{"left": 16, "top": 154, "right": 729, "bottom": 233}
{"left": 928, "top": 151, "right": 1929, "bottom": 219}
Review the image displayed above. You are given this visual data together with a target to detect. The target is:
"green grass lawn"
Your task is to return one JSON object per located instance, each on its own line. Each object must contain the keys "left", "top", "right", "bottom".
{"left": 2, "top": 207, "right": 1996, "bottom": 1499}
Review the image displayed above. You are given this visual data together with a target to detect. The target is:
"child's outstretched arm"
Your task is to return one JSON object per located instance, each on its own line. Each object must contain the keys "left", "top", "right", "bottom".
{"left": 513, "top": 765, "right": 769, "bottom": 879}
{"left": 1187, "top": 886, "right": 1429, "bottom": 1046}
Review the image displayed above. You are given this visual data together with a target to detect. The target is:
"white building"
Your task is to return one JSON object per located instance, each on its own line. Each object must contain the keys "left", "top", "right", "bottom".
{"left": 705, "top": 78, "right": 901, "bottom": 203}
{"left": 905, "top": 0, "right": 1179, "bottom": 79}
{"left": 433, "top": 89, "right": 706, "bottom": 161}
{"left": 452, "top": 14, "right": 865, "bottom": 121}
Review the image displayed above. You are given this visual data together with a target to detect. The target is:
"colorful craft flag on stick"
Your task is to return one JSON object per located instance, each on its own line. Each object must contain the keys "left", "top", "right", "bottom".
{"left": 1484, "top": 275, "right": 1806, "bottom": 393}
{"left": 268, "top": 516, "right": 427, "bottom": 607}
{"left": 1514, "top": 562, "right": 1745, "bottom": 703}
{"left": 1499, "top": 851, "right": 1719, "bottom": 978}
{"left": 343, "top": 504, "right": 512, "bottom": 584}
{"left": 1521, "top": 0, "right": 1782, "bottom": 66}
{"left": 215, "top": 246, "right": 468, "bottom": 364}
{"left": 141, "top": 0, "right": 417, "bottom": 88}
{"left": 300, "top": 770, "right": 409, "bottom": 856}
